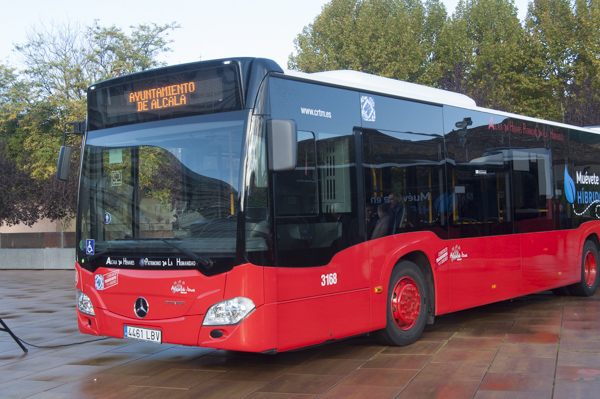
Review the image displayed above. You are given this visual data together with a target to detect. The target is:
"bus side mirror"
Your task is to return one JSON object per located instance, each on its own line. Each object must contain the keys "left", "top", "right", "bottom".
{"left": 267, "top": 119, "right": 297, "bottom": 171}
{"left": 56, "top": 145, "right": 73, "bottom": 181}
{"left": 57, "top": 120, "right": 84, "bottom": 181}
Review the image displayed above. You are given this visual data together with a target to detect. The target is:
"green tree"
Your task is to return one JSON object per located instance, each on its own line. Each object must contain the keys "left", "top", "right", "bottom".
{"left": 525, "top": 0, "right": 577, "bottom": 121}
{"left": 14, "top": 21, "right": 179, "bottom": 180}
{"left": 0, "top": 21, "right": 179, "bottom": 226}
{"left": 0, "top": 143, "right": 40, "bottom": 226}
{"left": 564, "top": 0, "right": 600, "bottom": 125}
{"left": 0, "top": 65, "right": 33, "bottom": 160}
{"left": 420, "top": 0, "right": 448, "bottom": 83}
{"left": 434, "top": 0, "right": 528, "bottom": 112}
{"left": 289, "top": 0, "right": 448, "bottom": 83}
{"left": 85, "top": 20, "right": 181, "bottom": 82}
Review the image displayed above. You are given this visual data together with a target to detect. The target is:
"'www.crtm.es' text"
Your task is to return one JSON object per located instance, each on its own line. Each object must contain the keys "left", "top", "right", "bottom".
{"left": 300, "top": 107, "right": 332, "bottom": 118}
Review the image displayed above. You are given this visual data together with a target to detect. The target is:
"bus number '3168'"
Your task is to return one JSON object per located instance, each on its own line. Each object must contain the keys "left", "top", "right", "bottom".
{"left": 321, "top": 273, "right": 338, "bottom": 286}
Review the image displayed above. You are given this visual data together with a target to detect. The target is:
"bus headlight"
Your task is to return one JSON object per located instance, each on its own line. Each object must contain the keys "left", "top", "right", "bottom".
{"left": 76, "top": 289, "right": 95, "bottom": 316}
{"left": 203, "top": 297, "right": 255, "bottom": 326}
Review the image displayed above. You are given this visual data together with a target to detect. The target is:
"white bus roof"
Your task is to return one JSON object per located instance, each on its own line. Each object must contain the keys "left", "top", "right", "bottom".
{"left": 284, "top": 69, "right": 477, "bottom": 108}
{"left": 283, "top": 68, "right": 600, "bottom": 134}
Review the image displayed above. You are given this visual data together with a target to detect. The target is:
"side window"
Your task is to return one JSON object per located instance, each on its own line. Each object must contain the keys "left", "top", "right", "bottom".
{"left": 362, "top": 129, "right": 446, "bottom": 240}
{"left": 444, "top": 108, "right": 513, "bottom": 238}
{"left": 274, "top": 132, "right": 358, "bottom": 267}
{"left": 318, "top": 133, "right": 358, "bottom": 251}
{"left": 509, "top": 120, "right": 554, "bottom": 233}
{"left": 511, "top": 149, "right": 553, "bottom": 233}
{"left": 274, "top": 131, "right": 318, "bottom": 217}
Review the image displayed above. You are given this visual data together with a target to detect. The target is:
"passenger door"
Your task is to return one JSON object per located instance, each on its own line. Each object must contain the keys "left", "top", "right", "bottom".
{"left": 268, "top": 78, "right": 369, "bottom": 350}
{"left": 273, "top": 130, "right": 370, "bottom": 350}
{"left": 444, "top": 108, "right": 522, "bottom": 310}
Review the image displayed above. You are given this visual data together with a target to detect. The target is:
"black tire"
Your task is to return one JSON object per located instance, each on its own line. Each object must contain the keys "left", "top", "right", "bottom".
{"left": 569, "top": 240, "right": 600, "bottom": 296}
{"left": 374, "top": 260, "right": 428, "bottom": 346}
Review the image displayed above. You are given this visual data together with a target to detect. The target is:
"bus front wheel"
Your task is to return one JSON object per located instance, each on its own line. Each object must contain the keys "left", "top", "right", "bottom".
{"left": 374, "top": 260, "right": 428, "bottom": 346}
{"left": 570, "top": 240, "right": 600, "bottom": 296}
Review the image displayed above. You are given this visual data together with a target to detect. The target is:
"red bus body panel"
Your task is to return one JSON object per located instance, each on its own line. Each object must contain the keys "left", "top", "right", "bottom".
{"left": 76, "top": 263, "right": 277, "bottom": 351}
{"left": 447, "top": 235, "right": 522, "bottom": 312}
{"left": 76, "top": 223, "right": 599, "bottom": 352}
{"left": 276, "top": 245, "right": 371, "bottom": 351}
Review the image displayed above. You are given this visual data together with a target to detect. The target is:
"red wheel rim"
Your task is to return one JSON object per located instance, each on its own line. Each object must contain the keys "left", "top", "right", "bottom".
{"left": 584, "top": 250, "right": 598, "bottom": 288}
{"left": 391, "top": 277, "right": 421, "bottom": 330}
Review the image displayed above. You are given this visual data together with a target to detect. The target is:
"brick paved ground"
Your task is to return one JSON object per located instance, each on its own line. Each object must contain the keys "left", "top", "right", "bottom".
{"left": 0, "top": 270, "right": 599, "bottom": 398}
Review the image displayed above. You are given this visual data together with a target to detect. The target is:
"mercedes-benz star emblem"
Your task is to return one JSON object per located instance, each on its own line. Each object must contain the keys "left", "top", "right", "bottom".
{"left": 134, "top": 297, "right": 149, "bottom": 318}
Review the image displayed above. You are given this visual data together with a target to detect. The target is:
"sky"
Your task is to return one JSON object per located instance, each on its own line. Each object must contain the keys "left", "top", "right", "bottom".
{"left": 1, "top": 0, "right": 531, "bottom": 72}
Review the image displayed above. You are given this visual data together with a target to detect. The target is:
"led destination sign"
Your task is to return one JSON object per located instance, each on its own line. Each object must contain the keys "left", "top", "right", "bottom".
{"left": 88, "top": 63, "right": 243, "bottom": 130}
{"left": 128, "top": 81, "right": 197, "bottom": 112}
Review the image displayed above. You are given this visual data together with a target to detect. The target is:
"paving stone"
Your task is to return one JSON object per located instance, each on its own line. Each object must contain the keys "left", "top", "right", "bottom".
{"left": 1, "top": 270, "right": 599, "bottom": 398}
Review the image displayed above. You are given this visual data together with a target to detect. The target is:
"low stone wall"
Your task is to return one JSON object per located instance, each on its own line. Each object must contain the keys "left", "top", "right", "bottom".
{"left": 0, "top": 248, "right": 75, "bottom": 270}
{"left": 0, "top": 232, "right": 76, "bottom": 249}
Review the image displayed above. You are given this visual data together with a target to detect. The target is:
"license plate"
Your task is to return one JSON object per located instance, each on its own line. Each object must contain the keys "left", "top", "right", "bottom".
{"left": 123, "top": 325, "right": 162, "bottom": 344}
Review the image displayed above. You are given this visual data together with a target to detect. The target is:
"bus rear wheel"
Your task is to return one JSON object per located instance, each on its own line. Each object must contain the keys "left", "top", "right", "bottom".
{"left": 570, "top": 240, "right": 600, "bottom": 296}
{"left": 374, "top": 260, "right": 428, "bottom": 346}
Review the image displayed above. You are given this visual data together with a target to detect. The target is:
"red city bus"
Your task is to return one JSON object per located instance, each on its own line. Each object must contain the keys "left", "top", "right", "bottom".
{"left": 58, "top": 57, "right": 599, "bottom": 352}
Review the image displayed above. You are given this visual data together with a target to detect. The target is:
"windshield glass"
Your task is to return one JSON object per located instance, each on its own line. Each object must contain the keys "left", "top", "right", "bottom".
{"left": 77, "top": 112, "right": 246, "bottom": 270}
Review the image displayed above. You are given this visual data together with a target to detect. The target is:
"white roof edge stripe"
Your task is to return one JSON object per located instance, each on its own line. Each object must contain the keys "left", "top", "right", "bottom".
{"left": 283, "top": 69, "right": 477, "bottom": 108}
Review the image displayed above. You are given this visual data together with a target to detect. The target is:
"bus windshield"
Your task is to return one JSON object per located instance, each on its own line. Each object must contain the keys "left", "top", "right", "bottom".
{"left": 77, "top": 111, "right": 246, "bottom": 269}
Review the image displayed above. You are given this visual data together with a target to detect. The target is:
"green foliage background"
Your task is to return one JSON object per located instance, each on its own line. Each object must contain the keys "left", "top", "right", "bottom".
{"left": 0, "top": 21, "right": 179, "bottom": 226}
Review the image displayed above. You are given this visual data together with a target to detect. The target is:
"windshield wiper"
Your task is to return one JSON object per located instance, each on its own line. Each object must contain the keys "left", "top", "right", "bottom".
{"left": 117, "top": 238, "right": 214, "bottom": 268}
